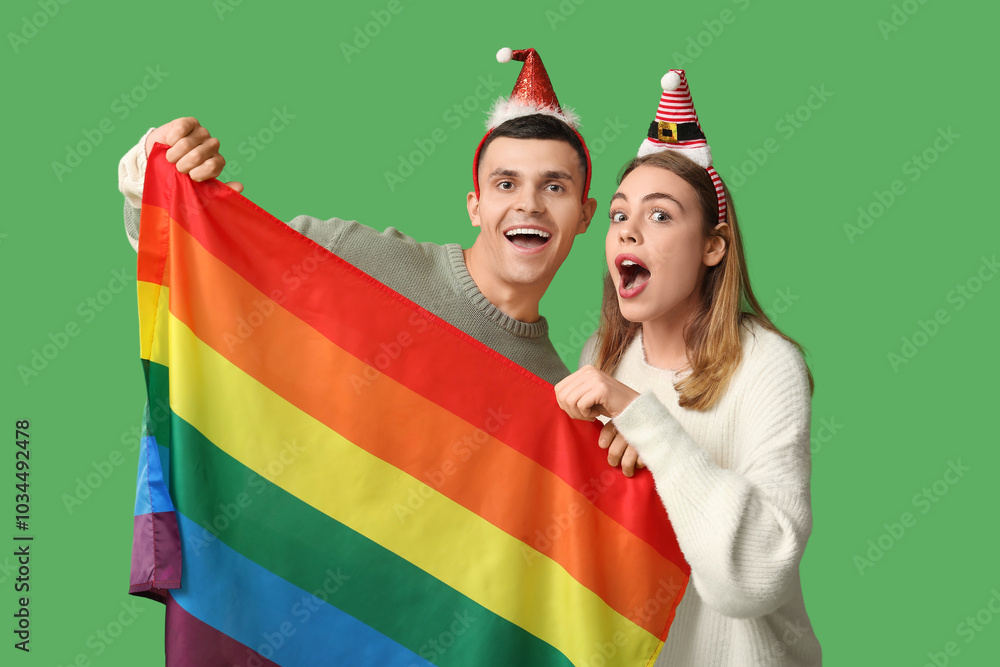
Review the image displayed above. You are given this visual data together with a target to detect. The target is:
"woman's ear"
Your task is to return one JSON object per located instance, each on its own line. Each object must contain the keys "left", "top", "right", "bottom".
{"left": 703, "top": 222, "right": 729, "bottom": 267}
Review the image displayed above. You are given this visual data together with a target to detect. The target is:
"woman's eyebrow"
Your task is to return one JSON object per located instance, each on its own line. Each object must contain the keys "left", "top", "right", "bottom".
{"left": 641, "top": 192, "right": 685, "bottom": 212}
{"left": 610, "top": 191, "right": 685, "bottom": 212}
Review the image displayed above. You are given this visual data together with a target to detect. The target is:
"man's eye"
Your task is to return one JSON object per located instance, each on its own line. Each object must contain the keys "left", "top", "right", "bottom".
{"left": 546, "top": 183, "right": 564, "bottom": 193}
{"left": 498, "top": 181, "right": 514, "bottom": 190}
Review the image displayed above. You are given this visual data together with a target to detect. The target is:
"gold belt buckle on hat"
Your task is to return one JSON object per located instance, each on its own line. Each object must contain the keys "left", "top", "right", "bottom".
{"left": 656, "top": 121, "right": 679, "bottom": 143}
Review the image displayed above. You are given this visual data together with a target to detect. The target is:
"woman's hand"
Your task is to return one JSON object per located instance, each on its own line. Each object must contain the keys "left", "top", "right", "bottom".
{"left": 599, "top": 421, "right": 645, "bottom": 477}
{"left": 555, "top": 366, "right": 645, "bottom": 475}
{"left": 554, "top": 365, "right": 640, "bottom": 420}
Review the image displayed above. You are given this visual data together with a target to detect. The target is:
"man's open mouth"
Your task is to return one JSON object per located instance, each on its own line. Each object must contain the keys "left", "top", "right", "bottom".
{"left": 505, "top": 227, "right": 551, "bottom": 249}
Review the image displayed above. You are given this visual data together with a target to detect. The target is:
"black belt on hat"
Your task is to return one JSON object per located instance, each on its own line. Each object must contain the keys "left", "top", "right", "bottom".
{"left": 647, "top": 121, "right": 705, "bottom": 144}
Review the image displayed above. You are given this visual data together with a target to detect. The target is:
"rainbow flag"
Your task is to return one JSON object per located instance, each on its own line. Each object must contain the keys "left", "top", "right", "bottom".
{"left": 129, "top": 143, "right": 690, "bottom": 666}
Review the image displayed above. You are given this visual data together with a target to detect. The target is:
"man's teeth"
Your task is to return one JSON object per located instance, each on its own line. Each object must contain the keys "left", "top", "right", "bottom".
{"left": 505, "top": 228, "right": 551, "bottom": 238}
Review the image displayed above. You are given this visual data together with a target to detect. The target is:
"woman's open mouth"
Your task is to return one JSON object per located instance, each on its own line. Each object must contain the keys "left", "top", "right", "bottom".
{"left": 615, "top": 255, "right": 651, "bottom": 297}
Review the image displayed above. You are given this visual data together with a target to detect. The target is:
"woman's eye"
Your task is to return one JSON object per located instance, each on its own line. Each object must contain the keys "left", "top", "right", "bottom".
{"left": 610, "top": 212, "right": 627, "bottom": 223}
{"left": 651, "top": 210, "right": 671, "bottom": 222}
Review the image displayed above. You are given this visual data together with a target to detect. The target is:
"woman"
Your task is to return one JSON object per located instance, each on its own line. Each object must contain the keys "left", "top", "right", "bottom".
{"left": 554, "top": 71, "right": 822, "bottom": 666}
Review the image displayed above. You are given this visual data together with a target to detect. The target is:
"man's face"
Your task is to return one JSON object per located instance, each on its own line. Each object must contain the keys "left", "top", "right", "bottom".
{"left": 467, "top": 137, "right": 596, "bottom": 291}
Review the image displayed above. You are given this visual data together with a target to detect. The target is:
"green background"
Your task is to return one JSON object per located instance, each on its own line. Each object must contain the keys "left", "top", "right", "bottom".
{"left": 3, "top": 0, "right": 997, "bottom": 664}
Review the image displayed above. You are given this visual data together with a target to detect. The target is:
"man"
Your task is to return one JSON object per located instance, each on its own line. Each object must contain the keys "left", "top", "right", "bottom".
{"left": 117, "top": 48, "right": 597, "bottom": 383}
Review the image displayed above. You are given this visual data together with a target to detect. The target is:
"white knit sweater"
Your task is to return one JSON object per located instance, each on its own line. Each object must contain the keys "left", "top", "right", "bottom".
{"left": 582, "top": 319, "right": 822, "bottom": 666}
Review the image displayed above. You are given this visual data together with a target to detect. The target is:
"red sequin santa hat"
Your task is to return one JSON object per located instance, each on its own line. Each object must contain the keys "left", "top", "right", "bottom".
{"left": 472, "top": 47, "right": 592, "bottom": 202}
{"left": 638, "top": 70, "right": 727, "bottom": 225}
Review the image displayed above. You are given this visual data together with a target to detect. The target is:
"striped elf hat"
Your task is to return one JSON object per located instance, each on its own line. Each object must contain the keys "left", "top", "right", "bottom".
{"left": 637, "top": 70, "right": 727, "bottom": 225}
{"left": 473, "top": 47, "right": 592, "bottom": 201}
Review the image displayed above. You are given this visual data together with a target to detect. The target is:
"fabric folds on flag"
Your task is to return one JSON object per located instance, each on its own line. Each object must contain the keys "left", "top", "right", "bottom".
{"left": 129, "top": 143, "right": 690, "bottom": 667}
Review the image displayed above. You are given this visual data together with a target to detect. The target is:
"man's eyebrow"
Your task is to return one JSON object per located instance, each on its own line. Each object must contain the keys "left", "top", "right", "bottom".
{"left": 488, "top": 168, "right": 521, "bottom": 179}
{"left": 543, "top": 169, "right": 575, "bottom": 182}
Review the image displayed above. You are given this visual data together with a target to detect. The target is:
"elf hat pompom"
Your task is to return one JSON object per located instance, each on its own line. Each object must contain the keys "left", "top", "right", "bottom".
{"left": 637, "top": 69, "right": 726, "bottom": 224}
{"left": 473, "top": 47, "right": 591, "bottom": 201}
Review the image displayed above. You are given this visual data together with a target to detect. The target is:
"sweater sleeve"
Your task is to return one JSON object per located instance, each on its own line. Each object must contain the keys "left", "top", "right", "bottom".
{"left": 119, "top": 128, "right": 156, "bottom": 251}
{"left": 611, "top": 339, "right": 813, "bottom": 619}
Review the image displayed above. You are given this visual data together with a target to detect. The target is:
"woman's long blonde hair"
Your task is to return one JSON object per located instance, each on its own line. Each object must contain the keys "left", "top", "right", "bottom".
{"left": 595, "top": 151, "right": 813, "bottom": 410}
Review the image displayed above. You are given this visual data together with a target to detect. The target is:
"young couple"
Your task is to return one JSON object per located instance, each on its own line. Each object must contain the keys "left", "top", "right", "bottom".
{"left": 117, "top": 48, "right": 821, "bottom": 666}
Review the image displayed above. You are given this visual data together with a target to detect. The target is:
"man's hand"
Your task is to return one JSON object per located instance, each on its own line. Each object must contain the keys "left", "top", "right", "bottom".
{"left": 145, "top": 117, "right": 243, "bottom": 193}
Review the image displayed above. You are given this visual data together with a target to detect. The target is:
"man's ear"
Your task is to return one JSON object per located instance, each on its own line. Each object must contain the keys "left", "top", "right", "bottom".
{"left": 704, "top": 222, "right": 729, "bottom": 267}
{"left": 467, "top": 191, "right": 481, "bottom": 228}
{"left": 576, "top": 197, "right": 598, "bottom": 235}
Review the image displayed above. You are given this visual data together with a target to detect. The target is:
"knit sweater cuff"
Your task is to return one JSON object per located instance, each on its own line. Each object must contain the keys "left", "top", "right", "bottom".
{"left": 612, "top": 391, "right": 706, "bottom": 478}
{"left": 118, "top": 127, "right": 155, "bottom": 209}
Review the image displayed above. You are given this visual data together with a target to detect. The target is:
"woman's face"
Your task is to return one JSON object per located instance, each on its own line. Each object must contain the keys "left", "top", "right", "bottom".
{"left": 605, "top": 164, "right": 721, "bottom": 327}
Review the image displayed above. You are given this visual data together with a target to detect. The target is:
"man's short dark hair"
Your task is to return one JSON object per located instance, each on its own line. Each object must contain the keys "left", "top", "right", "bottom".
{"left": 478, "top": 114, "right": 589, "bottom": 184}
